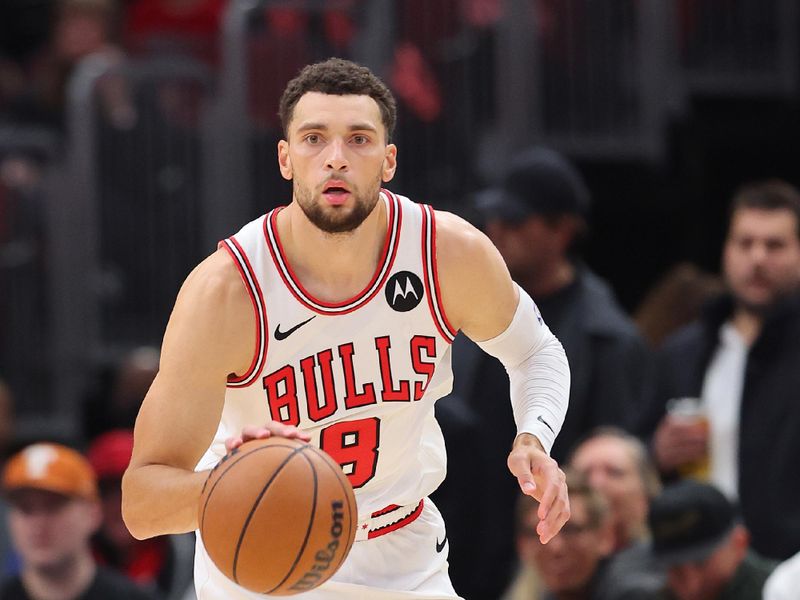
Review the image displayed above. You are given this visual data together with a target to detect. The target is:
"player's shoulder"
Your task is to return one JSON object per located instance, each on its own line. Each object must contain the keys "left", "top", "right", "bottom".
{"left": 431, "top": 208, "right": 497, "bottom": 268}
{"left": 164, "top": 247, "right": 254, "bottom": 368}
{"left": 429, "top": 208, "right": 517, "bottom": 338}
{"left": 177, "top": 246, "right": 248, "bottom": 309}
{"left": 430, "top": 207, "right": 479, "bottom": 235}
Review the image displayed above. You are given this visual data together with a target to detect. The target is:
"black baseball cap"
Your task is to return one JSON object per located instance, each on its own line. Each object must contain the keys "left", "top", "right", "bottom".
{"left": 648, "top": 481, "right": 738, "bottom": 567}
{"left": 475, "top": 147, "right": 591, "bottom": 222}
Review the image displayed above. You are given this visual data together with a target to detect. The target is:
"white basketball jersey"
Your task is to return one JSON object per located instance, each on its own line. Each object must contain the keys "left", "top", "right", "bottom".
{"left": 196, "top": 190, "right": 456, "bottom": 518}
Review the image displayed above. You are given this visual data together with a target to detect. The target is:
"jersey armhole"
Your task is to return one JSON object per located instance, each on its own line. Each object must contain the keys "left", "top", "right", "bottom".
{"left": 219, "top": 238, "right": 268, "bottom": 387}
{"left": 420, "top": 205, "right": 457, "bottom": 343}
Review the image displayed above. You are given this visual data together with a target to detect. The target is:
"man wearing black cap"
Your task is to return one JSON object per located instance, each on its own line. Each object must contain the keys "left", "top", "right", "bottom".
{"left": 434, "top": 147, "right": 650, "bottom": 599}
{"left": 648, "top": 480, "right": 775, "bottom": 600}
{"left": 469, "top": 146, "right": 650, "bottom": 461}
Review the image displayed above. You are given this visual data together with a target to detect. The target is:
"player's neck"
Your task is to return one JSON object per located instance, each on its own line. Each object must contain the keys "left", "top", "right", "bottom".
{"left": 279, "top": 200, "right": 388, "bottom": 302}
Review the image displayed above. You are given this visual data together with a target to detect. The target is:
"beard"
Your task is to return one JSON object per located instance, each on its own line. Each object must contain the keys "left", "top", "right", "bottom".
{"left": 294, "top": 175, "right": 382, "bottom": 234}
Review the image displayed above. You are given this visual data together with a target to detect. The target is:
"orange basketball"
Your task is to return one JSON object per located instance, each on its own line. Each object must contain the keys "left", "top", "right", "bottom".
{"left": 198, "top": 437, "right": 357, "bottom": 595}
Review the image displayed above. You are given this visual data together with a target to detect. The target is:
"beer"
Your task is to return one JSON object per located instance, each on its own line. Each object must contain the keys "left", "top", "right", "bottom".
{"left": 666, "top": 397, "right": 710, "bottom": 481}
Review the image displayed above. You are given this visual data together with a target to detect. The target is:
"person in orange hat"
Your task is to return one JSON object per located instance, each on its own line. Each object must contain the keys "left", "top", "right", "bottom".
{"left": 0, "top": 442, "right": 159, "bottom": 600}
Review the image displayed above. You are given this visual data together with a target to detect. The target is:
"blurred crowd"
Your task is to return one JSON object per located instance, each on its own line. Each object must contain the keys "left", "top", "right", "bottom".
{"left": 432, "top": 153, "right": 800, "bottom": 600}
{"left": 2, "top": 1, "right": 800, "bottom": 600}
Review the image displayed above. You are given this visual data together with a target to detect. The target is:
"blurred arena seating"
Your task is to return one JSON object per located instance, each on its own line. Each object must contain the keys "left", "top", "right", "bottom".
{"left": 0, "top": 0, "right": 797, "bottom": 439}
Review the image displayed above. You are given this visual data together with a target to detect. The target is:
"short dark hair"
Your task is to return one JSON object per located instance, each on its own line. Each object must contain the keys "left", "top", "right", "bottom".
{"left": 729, "top": 179, "right": 800, "bottom": 239}
{"left": 278, "top": 58, "right": 397, "bottom": 142}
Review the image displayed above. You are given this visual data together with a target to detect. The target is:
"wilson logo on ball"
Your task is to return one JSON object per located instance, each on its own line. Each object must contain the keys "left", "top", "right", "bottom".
{"left": 290, "top": 501, "right": 346, "bottom": 592}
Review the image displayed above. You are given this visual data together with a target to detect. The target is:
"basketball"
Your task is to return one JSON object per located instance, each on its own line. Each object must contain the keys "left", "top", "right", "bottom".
{"left": 198, "top": 437, "right": 357, "bottom": 595}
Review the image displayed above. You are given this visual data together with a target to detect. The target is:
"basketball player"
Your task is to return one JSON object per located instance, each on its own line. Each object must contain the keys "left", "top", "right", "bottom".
{"left": 121, "top": 58, "right": 571, "bottom": 599}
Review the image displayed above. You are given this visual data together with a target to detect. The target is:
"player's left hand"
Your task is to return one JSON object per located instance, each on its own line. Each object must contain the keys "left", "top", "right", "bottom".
{"left": 507, "top": 432, "right": 570, "bottom": 544}
{"left": 224, "top": 422, "right": 312, "bottom": 452}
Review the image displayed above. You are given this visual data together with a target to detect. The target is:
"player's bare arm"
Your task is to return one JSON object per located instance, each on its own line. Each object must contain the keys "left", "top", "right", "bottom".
{"left": 121, "top": 249, "right": 308, "bottom": 539}
{"left": 435, "top": 210, "right": 571, "bottom": 544}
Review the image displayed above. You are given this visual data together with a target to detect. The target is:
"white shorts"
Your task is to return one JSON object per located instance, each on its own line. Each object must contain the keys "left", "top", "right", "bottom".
{"left": 194, "top": 498, "right": 462, "bottom": 600}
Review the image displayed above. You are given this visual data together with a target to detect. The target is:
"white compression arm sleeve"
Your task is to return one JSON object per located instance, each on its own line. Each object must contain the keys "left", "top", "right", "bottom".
{"left": 475, "top": 284, "right": 570, "bottom": 454}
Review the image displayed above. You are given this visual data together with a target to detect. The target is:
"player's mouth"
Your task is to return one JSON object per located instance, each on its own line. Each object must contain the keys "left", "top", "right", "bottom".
{"left": 322, "top": 180, "right": 352, "bottom": 206}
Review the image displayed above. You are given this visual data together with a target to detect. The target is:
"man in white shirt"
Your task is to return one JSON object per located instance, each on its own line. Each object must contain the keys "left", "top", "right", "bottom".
{"left": 638, "top": 179, "right": 800, "bottom": 560}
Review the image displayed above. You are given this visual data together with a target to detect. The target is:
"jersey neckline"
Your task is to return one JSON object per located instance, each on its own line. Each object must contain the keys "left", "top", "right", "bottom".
{"left": 263, "top": 189, "right": 403, "bottom": 315}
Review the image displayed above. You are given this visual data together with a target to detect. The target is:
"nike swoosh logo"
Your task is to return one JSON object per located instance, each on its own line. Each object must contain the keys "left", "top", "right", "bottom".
{"left": 537, "top": 415, "right": 554, "bottom": 434}
{"left": 435, "top": 534, "right": 448, "bottom": 553}
{"left": 274, "top": 316, "right": 316, "bottom": 341}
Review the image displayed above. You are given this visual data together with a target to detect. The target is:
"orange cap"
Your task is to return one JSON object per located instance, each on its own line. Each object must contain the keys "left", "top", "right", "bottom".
{"left": 2, "top": 443, "right": 98, "bottom": 501}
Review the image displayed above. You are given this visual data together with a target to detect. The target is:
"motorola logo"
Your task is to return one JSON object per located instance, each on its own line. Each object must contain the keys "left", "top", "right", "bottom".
{"left": 385, "top": 271, "right": 424, "bottom": 312}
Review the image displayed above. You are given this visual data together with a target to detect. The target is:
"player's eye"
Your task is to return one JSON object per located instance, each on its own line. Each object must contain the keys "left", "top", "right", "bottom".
{"left": 352, "top": 135, "right": 368, "bottom": 145}
{"left": 305, "top": 134, "right": 321, "bottom": 144}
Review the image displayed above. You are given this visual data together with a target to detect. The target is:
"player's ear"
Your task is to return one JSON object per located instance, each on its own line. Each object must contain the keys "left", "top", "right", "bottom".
{"left": 381, "top": 143, "right": 397, "bottom": 183}
{"left": 278, "top": 140, "right": 292, "bottom": 180}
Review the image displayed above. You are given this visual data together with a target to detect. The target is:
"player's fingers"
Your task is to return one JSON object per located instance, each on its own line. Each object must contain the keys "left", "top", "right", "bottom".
{"left": 224, "top": 426, "right": 268, "bottom": 452}
{"left": 536, "top": 478, "right": 558, "bottom": 521}
{"left": 535, "top": 464, "right": 566, "bottom": 521}
{"left": 539, "top": 503, "right": 571, "bottom": 545}
{"left": 242, "top": 425, "right": 271, "bottom": 441}
{"left": 225, "top": 423, "right": 310, "bottom": 452}
{"left": 264, "top": 422, "right": 312, "bottom": 442}
{"left": 507, "top": 453, "right": 537, "bottom": 495}
{"left": 537, "top": 480, "right": 570, "bottom": 543}
{"left": 517, "top": 476, "right": 536, "bottom": 496}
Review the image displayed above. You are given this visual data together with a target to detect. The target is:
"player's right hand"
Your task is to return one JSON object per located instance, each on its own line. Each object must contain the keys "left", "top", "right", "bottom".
{"left": 507, "top": 433, "right": 570, "bottom": 545}
{"left": 652, "top": 415, "right": 708, "bottom": 472}
{"left": 225, "top": 422, "right": 312, "bottom": 452}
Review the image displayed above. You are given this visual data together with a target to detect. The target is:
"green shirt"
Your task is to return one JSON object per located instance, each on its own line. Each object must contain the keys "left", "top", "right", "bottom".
{"left": 718, "top": 552, "right": 776, "bottom": 600}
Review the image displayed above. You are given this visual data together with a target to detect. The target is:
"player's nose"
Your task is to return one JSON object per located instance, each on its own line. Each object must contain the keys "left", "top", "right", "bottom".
{"left": 325, "top": 139, "right": 349, "bottom": 171}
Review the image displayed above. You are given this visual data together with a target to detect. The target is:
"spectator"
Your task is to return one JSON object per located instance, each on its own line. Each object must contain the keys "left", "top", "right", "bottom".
{"left": 506, "top": 469, "right": 655, "bottom": 600}
{"left": 87, "top": 430, "right": 194, "bottom": 600}
{"left": 82, "top": 346, "right": 160, "bottom": 441}
{"left": 647, "top": 480, "right": 776, "bottom": 600}
{"left": 437, "top": 146, "right": 651, "bottom": 599}
{"left": 639, "top": 180, "right": 800, "bottom": 560}
{"left": 764, "top": 550, "right": 800, "bottom": 600}
{"left": 569, "top": 427, "right": 661, "bottom": 552}
{"left": 473, "top": 146, "right": 651, "bottom": 461}
{"left": 568, "top": 427, "right": 665, "bottom": 597}
{"left": 0, "top": 442, "right": 159, "bottom": 599}
{"left": 4, "top": 0, "right": 123, "bottom": 131}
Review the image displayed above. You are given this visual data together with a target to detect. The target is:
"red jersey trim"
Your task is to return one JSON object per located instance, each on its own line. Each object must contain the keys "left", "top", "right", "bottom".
{"left": 367, "top": 500, "right": 424, "bottom": 539}
{"left": 421, "top": 204, "right": 457, "bottom": 343}
{"left": 220, "top": 237, "right": 268, "bottom": 387}
{"left": 371, "top": 504, "right": 400, "bottom": 518}
{"left": 263, "top": 190, "right": 402, "bottom": 315}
